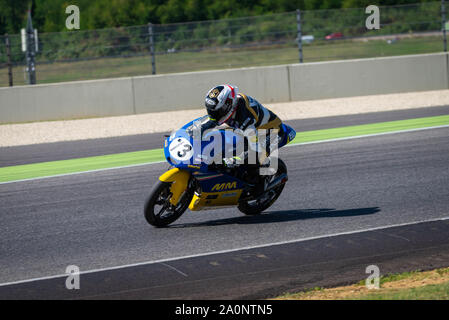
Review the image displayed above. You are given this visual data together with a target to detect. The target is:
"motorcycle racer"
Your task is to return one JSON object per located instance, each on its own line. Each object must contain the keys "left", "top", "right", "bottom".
{"left": 201, "top": 84, "right": 286, "bottom": 168}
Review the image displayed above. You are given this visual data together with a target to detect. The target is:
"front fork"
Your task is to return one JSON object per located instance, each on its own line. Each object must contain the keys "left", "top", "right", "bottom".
{"left": 159, "top": 168, "right": 191, "bottom": 206}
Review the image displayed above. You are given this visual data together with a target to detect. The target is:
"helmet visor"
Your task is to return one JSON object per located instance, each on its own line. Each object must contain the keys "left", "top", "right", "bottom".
{"left": 207, "top": 107, "right": 225, "bottom": 123}
{"left": 206, "top": 100, "right": 232, "bottom": 123}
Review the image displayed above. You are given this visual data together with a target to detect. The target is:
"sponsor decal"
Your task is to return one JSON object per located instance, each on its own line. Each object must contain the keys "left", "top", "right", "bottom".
{"left": 211, "top": 181, "right": 237, "bottom": 191}
{"left": 221, "top": 192, "right": 237, "bottom": 198}
{"left": 209, "top": 88, "right": 220, "bottom": 98}
{"left": 288, "top": 130, "right": 296, "bottom": 142}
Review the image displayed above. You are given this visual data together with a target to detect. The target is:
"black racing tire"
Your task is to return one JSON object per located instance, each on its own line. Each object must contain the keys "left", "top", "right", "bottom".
{"left": 238, "top": 159, "right": 287, "bottom": 215}
{"left": 144, "top": 180, "right": 193, "bottom": 227}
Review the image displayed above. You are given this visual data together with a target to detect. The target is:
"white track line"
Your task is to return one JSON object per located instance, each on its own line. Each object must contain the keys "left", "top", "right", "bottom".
{"left": 1, "top": 216, "right": 448, "bottom": 288}
{"left": 1, "top": 124, "right": 448, "bottom": 186}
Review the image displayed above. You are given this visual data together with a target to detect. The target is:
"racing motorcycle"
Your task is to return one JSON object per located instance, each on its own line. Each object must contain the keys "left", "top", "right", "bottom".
{"left": 144, "top": 116, "right": 296, "bottom": 227}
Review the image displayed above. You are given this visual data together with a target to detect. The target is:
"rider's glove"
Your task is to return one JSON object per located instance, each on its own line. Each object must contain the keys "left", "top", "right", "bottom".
{"left": 222, "top": 156, "right": 242, "bottom": 168}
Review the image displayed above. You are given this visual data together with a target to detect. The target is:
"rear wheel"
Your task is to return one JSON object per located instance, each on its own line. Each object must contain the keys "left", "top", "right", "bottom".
{"left": 144, "top": 180, "right": 193, "bottom": 227}
{"left": 238, "top": 159, "right": 287, "bottom": 215}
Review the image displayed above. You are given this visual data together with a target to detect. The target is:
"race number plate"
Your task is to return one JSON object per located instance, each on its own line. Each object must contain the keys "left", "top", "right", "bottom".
{"left": 169, "top": 137, "right": 193, "bottom": 162}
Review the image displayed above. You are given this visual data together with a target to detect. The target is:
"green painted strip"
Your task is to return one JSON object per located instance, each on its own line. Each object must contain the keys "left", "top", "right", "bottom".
{"left": 289, "top": 115, "right": 449, "bottom": 144}
{"left": 1, "top": 115, "right": 448, "bottom": 183}
{"left": 0, "top": 148, "right": 165, "bottom": 183}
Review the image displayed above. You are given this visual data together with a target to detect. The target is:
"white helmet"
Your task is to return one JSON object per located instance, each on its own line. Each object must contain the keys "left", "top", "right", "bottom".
{"left": 205, "top": 84, "right": 239, "bottom": 124}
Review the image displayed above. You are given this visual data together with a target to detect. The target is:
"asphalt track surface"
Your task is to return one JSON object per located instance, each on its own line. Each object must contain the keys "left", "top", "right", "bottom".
{"left": 0, "top": 107, "right": 449, "bottom": 299}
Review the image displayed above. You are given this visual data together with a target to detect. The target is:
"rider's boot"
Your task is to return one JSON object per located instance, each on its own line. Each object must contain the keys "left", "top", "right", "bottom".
{"left": 238, "top": 164, "right": 266, "bottom": 195}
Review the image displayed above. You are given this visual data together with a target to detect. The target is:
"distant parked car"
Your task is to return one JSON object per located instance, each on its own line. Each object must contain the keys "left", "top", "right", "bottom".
{"left": 325, "top": 32, "right": 343, "bottom": 40}
{"left": 301, "top": 35, "right": 315, "bottom": 44}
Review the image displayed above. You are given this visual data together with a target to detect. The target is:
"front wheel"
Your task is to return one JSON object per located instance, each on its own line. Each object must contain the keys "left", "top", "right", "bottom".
{"left": 238, "top": 159, "right": 287, "bottom": 215}
{"left": 144, "top": 180, "right": 193, "bottom": 227}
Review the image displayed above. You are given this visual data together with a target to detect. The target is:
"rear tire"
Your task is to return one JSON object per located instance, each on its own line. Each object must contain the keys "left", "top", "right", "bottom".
{"left": 238, "top": 159, "right": 287, "bottom": 215}
{"left": 144, "top": 180, "right": 193, "bottom": 227}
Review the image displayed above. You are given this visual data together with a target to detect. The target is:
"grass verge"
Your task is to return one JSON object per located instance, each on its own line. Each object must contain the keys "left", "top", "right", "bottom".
{"left": 0, "top": 36, "right": 443, "bottom": 87}
{"left": 273, "top": 267, "right": 449, "bottom": 300}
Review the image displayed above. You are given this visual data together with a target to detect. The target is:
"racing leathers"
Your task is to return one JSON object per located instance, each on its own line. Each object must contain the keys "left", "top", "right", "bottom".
{"left": 200, "top": 93, "right": 285, "bottom": 168}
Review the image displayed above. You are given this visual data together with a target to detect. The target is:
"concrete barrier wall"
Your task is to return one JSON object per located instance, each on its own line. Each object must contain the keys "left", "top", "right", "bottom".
{"left": 0, "top": 77, "right": 134, "bottom": 123}
{"left": 132, "top": 64, "right": 290, "bottom": 114}
{"left": 288, "top": 53, "right": 449, "bottom": 101}
{"left": 0, "top": 53, "right": 447, "bottom": 124}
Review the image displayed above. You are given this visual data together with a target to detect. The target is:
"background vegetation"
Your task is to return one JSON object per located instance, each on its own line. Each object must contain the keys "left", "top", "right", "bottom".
{"left": 0, "top": 0, "right": 445, "bottom": 86}
{"left": 0, "top": 0, "right": 441, "bottom": 34}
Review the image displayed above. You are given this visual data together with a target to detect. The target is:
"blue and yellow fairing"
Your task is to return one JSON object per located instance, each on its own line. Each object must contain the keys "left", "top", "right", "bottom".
{"left": 158, "top": 167, "right": 245, "bottom": 211}
{"left": 188, "top": 172, "right": 245, "bottom": 211}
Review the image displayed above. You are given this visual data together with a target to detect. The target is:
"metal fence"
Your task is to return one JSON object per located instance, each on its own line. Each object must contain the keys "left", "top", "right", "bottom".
{"left": 0, "top": 1, "right": 446, "bottom": 87}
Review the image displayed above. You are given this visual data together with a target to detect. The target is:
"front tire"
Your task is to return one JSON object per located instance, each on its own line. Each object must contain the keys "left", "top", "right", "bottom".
{"left": 144, "top": 180, "right": 193, "bottom": 227}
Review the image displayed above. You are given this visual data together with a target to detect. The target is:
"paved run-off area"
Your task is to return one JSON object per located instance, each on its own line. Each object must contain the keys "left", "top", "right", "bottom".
{"left": 2, "top": 89, "right": 449, "bottom": 147}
